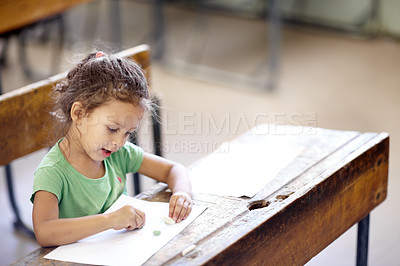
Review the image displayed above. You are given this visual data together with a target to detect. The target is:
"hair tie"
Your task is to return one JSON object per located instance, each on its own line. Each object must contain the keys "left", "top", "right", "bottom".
{"left": 96, "top": 51, "right": 105, "bottom": 58}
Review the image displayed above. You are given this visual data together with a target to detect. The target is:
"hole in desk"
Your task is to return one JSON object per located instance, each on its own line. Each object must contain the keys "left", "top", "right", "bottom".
{"left": 187, "top": 251, "right": 200, "bottom": 259}
{"left": 248, "top": 200, "right": 270, "bottom": 211}
{"left": 275, "top": 192, "right": 294, "bottom": 201}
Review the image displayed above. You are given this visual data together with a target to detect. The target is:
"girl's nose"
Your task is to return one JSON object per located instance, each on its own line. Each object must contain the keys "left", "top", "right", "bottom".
{"left": 112, "top": 135, "right": 126, "bottom": 150}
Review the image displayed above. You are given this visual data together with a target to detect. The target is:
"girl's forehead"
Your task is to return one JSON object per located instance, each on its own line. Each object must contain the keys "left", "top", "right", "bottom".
{"left": 99, "top": 99, "right": 143, "bottom": 112}
{"left": 94, "top": 100, "right": 144, "bottom": 123}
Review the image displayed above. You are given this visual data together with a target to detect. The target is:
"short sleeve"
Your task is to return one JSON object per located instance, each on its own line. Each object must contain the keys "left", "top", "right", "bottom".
{"left": 30, "top": 167, "right": 64, "bottom": 203}
{"left": 120, "top": 142, "right": 144, "bottom": 173}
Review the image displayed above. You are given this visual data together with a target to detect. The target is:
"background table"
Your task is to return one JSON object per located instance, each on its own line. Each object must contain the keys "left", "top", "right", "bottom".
{"left": 13, "top": 124, "right": 389, "bottom": 265}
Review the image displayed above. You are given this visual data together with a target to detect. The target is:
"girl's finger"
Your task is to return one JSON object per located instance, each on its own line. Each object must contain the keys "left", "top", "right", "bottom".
{"left": 172, "top": 197, "right": 185, "bottom": 221}
{"left": 169, "top": 196, "right": 178, "bottom": 218}
{"left": 183, "top": 202, "right": 193, "bottom": 220}
{"left": 177, "top": 201, "right": 190, "bottom": 222}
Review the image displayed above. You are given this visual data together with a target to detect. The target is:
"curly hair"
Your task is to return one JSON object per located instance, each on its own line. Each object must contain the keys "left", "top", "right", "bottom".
{"left": 51, "top": 51, "right": 151, "bottom": 140}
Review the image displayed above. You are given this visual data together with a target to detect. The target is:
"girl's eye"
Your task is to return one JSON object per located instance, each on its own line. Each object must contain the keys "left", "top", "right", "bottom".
{"left": 107, "top": 127, "right": 118, "bottom": 133}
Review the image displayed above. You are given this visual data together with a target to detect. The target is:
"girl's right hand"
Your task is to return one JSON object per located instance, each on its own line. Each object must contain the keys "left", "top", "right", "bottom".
{"left": 108, "top": 205, "right": 145, "bottom": 230}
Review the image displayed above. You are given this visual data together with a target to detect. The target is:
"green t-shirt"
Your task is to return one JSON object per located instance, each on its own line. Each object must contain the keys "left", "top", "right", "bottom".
{"left": 30, "top": 139, "right": 144, "bottom": 218}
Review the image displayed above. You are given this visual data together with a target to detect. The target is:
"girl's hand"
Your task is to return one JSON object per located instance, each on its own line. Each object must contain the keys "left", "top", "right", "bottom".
{"left": 169, "top": 191, "right": 193, "bottom": 223}
{"left": 108, "top": 205, "right": 145, "bottom": 230}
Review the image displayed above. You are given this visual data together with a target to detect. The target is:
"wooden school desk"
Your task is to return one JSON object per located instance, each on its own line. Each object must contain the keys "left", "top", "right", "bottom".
{"left": 0, "top": 0, "right": 96, "bottom": 78}
{"left": 13, "top": 124, "right": 389, "bottom": 265}
{"left": 0, "top": 0, "right": 93, "bottom": 35}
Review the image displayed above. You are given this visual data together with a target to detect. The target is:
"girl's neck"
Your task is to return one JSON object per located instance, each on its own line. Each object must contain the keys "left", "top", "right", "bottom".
{"left": 59, "top": 137, "right": 105, "bottom": 179}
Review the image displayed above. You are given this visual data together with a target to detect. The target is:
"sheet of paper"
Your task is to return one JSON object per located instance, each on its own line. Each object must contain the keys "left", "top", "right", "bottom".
{"left": 190, "top": 138, "right": 304, "bottom": 197}
{"left": 45, "top": 194, "right": 206, "bottom": 266}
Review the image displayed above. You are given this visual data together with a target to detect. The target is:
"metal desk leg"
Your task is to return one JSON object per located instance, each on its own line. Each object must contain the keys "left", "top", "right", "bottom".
{"left": 17, "top": 15, "right": 65, "bottom": 80}
{"left": 5, "top": 165, "right": 35, "bottom": 238}
{"left": 356, "top": 214, "right": 370, "bottom": 266}
{"left": 110, "top": 0, "right": 122, "bottom": 50}
{"left": 153, "top": 0, "right": 165, "bottom": 60}
{"left": 266, "top": 0, "right": 281, "bottom": 91}
{"left": 0, "top": 38, "right": 9, "bottom": 66}
{"left": 151, "top": 96, "right": 162, "bottom": 157}
{"left": 133, "top": 172, "right": 141, "bottom": 195}
{"left": 129, "top": 136, "right": 141, "bottom": 195}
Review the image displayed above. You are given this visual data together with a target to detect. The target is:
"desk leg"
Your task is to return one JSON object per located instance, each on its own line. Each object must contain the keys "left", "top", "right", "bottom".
{"left": 5, "top": 165, "right": 35, "bottom": 238}
{"left": 0, "top": 38, "right": 9, "bottom": 66}
{"left": 266, "top": 0, "right": 281, "bottom": 91}
{"left": 153, "top": 0, "right": 165, "bottom": 60}
{"left": 151, "top": 96, "right": 162, "bottom": 157}
{"left": 110, "top": 0, "right": 122, "bottom": 50}
{"left": 129, "top": 136, "right": 141, "bottom": 195}
{"left": 356, "top": 214, "right": 370, "bottom": 266}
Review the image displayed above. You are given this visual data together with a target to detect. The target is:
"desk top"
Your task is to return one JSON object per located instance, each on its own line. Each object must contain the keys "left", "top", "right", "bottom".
{"left": 0, "top": 0, "right": 93, "bottom": 35}
{"left": 13, "top": 125, "right": 389, "bottom": 265}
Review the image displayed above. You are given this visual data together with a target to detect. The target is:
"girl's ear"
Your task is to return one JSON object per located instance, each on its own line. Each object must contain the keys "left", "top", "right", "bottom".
{"left": 70, "top": 102, "right": 86, "bottom": 122}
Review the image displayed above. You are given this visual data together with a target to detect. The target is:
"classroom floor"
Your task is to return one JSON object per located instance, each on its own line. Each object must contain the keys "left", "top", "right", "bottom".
{"left": 1, "top": 1, "right": 400, "bottom": 265}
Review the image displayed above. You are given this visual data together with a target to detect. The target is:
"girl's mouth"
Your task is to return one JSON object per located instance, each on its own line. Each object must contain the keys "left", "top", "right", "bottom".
{"left": 101, "top": 148, "right": 112, "bottom": 157}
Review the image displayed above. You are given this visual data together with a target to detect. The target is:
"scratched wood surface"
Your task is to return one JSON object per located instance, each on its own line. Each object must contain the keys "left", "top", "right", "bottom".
{"left": 12, "top": 125, "right": 389, "bottom": 265}
{"left": 0, "top": 0, "right": 93, "bottom": 35}
{"left": 0, "top": 44, "right": 151, "bottom": 166}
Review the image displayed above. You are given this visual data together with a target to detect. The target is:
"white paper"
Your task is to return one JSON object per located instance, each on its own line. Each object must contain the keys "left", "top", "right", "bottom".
{"left": 45, "top": 194, "right": 206, "bottom": 266}
{"left": 190, "top": 138, "right": 304, "bottom": 197}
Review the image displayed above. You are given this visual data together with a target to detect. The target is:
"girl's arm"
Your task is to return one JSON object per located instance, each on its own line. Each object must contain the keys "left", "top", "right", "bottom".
{"left": 138, "top": 153, "right": 192, "bottom": 223}
{"left": 32, "top": 190, "right": 145, "bottom": 247}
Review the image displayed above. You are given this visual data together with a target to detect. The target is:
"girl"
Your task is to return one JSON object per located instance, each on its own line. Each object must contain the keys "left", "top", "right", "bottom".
{"left": 31, "top": 51, "right": 192, "bottom": 247}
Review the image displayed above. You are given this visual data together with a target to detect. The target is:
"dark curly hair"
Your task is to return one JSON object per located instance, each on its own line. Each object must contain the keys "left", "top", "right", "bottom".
{"left": 51, "top": 51, "right": 151, "bottom": 140}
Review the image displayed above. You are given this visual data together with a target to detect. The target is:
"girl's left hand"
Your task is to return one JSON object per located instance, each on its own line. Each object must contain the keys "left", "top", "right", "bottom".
{"left": 169, "top": 191, "right": 192, "bottom": 223}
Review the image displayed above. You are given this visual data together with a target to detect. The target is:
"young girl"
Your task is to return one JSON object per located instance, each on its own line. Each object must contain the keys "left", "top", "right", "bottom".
{"left": 31, "top": 51, "right": 192, "bottom": 247}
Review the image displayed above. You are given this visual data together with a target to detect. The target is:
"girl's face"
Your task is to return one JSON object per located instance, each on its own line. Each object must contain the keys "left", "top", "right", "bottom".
{"left": 75, "top": 99, "right": 144, "bottom": 162}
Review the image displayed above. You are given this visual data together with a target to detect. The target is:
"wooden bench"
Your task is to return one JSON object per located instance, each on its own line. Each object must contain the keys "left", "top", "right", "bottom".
{"left": 12, "top": 124, "right": 389, "bottom": 265}
{"left": 0, "top": 44, "right": 158, "bottom": 235}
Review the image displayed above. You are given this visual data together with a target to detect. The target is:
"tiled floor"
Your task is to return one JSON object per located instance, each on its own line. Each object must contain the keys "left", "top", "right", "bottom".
{"left": 1, "top": 1, "right": 399, "bottom": 265}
